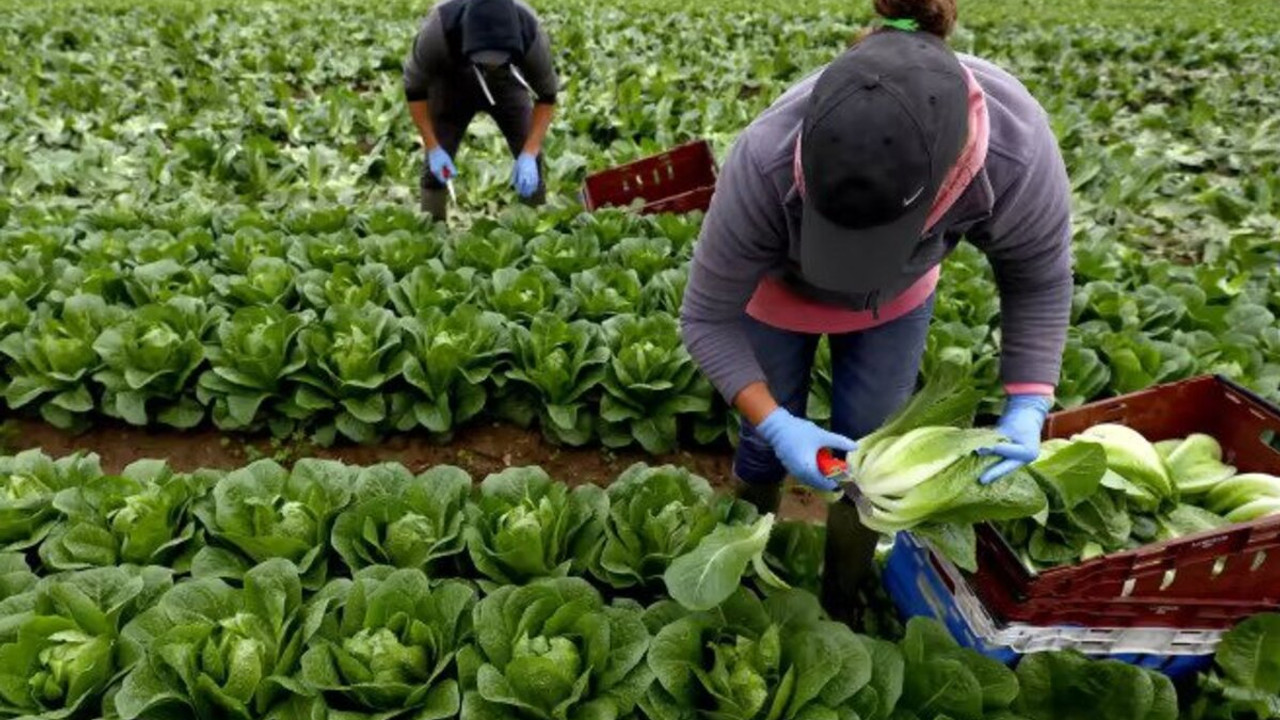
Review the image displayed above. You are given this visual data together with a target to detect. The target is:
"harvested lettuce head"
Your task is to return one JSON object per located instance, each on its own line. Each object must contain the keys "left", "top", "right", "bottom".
{"left": 1206, "top": 473, "right": 1280, "bottom": 522}
{"left": 835, "top": 359, "right": 1049, "bottom": 570}
{"left": 1074, "top": 424, "right": 1177, "bottom": 509}
{"left": 1159, "top": 433, "right": 1236, "bottom": 497}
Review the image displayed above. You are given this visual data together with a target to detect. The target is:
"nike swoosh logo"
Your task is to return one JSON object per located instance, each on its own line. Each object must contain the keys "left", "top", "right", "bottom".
{"left": 903, "top": 186, "right": 925, "bottom": 206}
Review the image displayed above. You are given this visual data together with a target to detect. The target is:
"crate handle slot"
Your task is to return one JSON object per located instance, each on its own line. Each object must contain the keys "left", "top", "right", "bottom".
{"left": 1121, "top": 577, "right": 1136, "bottom": 597}
{"left": 1100, "top": 403, "right": 1128, "bottom": 422}
{"left": 1159, "top": 569, "right": 1176, "bottom": 591}
{"left": 1259, "top": 429, "right": 1280, "bottom": 457}
{"left": 1210, "top": 556, "right": 1227, "bottom": 578}
{"left": 1251, "top": 550, "right": 1267, "bottom": 572}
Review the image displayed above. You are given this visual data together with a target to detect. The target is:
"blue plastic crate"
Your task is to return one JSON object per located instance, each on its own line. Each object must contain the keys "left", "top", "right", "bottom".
{"left": 883, "top": 532, "right": 1216, "bottom": 679}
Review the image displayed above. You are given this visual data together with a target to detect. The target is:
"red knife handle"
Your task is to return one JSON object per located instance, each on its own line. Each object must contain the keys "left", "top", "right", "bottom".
{"left": 816, "top": 449, "right": 849, "bottom": 479}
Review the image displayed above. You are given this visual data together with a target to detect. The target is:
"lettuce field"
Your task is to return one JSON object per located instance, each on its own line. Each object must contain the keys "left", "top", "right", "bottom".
{"left": 1, "top": 0, "right": 1280, "bottom": 717}
{"left": 1, "top": 0, "right": 1280, "bottom": 453}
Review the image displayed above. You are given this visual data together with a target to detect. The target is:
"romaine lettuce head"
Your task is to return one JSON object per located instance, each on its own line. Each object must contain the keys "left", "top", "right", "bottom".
{"left": 1161, "top": 433, "right": 1237, "bottom": 497}
{"left": 286, "top": 230, "right": 362, "bottom": 272}
{"left": 463, "top": 467, "right": 607, "bottom": 588}
{"left": 292, "top": 303, "right": 409, "bottom": 443}
{"left": 447, "top": 227, "right": 525, "bottom": 274}
{"left": 0, "top": 565, "right": 172, "bottom": 719}
{"left": 0, "top": 294, "right": 121, "bottom": 429}
{"left": 639, "top": 266, "right": 688, "bottom": 316}
{"left": 331, "top": 464, "right": 471, "bottom": 575}
{"left": 0, "top": 450, "right": 103, "bottom": 550}
{"left": 299, "top": 569, "right": 475, "bottom": 717}
{"left": 38, "top": 460, "right": 218, "bottom": 573}
{"left": 198, "top": 305, "right": 312, "bottom": 431}
{"left": 286, "top": 206, "right": 349, "bottom": 236}
{"left": 1014, "top": 648, "right": 1177, "bottom": 720}
{"left": 216, "top": 226, "right": 288, "bottom": 275}
{"left": 642, "top": 587, "right": 878, "bottom": 720}
{"left": 592, "top": 463, "right": 756, "bottom": 591}
{"left": 92, "top": 295, "right": 224, "bottom": 429}
{"left": 850, "top": 427, "right": 1047, "bottom": 537}
{"left": 210, "top": 255, "right": 296, "bottom": 307}
{"left": 457, "top": 577, "right": 651, "bottom": 720}
{"left": 360, "top": 204, "right": 432, "bottom": 236}
{"left": 897, "top": 617, "right": 1019, "bottom": 720}
{"left": 504, "top": 314, "right": 610, "bottom": 446}
{"left": 1074, "top": 424, "right": 1177, "bottom": 506}
{"left": 529, "top": 230, "right": 601, "bottom": 280}
{"left": 400, "top": 305, "right": 509, "bottom": 436}
{"left": 297, "top": 303, "right": 405, "bottom": 393}
{"left": 570, "top": 266, "right": 642, "bottom": 321}
{"left": 598, "top": 313, "right": 711, "bottom": 454}
{"left": 485, "top": 265, "right": 567, "bottom": 322}
{"left": 296, "top": 262, "right": 394, "bottom": 311}
{"left": 359, "top": 228, "right": 441, "bottom": 277}
{"left": 115, "top": 559, "right": 320, "bottom": 720}
{"left": 194, "top": 459, "right": 353, "bottom": 587}
{"left": 1205, "top": 473, "right": 1280, "bottom": 522}
{"left": 389, "top": 260, "right": 479, "bottom": 317}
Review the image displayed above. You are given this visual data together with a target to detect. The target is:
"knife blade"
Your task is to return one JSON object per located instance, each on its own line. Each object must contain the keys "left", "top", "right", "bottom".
{"left": 817, "top": 448, "right": 875, "bottom": 516}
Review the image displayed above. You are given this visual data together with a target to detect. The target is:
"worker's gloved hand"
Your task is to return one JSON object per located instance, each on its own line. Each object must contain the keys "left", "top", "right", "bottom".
{"left": 977, "top": 394, "right": 1053, "bottom": 485}
{"left": 756, "top": 407, "right": 858, "bottom": 492}
{"left": 512, "top": 152, "right": 540, "bottom": 198}
{"left": 426, "top": 147, "right": 456, "bottom": 185}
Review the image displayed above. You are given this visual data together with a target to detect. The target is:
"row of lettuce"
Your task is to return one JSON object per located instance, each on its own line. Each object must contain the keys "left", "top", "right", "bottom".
{"left": 2, "top": 200, "right": 1280, "bottom": 447}
{"left": 16, "top": 558, "right": 1276, "bottom": 720}
{"left": 0, "top": 203, "right": 727, "bottom": 450}
{"left": 0, "top": 445, "right": 1275, "bottom": 720}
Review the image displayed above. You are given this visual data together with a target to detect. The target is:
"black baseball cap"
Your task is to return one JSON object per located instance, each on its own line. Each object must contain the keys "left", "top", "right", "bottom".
{"left": 798, "top": 29, "right": 969, "bottom": 307}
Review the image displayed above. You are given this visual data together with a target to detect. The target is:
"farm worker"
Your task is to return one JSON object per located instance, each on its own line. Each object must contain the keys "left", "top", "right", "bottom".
{"left": 402, "top": 0, "right": 559, "bottom": 221}
{"left": 680, "top": 0, "right": 1071, "bottom": 622}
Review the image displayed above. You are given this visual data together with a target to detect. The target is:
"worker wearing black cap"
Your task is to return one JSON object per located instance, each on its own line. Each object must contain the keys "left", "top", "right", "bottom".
{"left": 403, "top": 0, "right": 559, "bottom": 221}
{"left": 679, "top": 0, "right": 1072, "bottom": 621}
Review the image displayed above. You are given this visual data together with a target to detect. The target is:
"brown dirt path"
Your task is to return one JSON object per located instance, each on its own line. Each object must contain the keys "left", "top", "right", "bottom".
{"left": 1, "top": 418, "right": 830, "bottom": 523}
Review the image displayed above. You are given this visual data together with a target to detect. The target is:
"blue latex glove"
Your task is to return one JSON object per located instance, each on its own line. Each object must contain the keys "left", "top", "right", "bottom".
{"left": 977, "top": 394, "right": 1053, "bottom": 485}
{"left": 512, "top": 152, "right": 540, "bottom": 198}
{"left": 426, "top": 147, "right": 456, "bottom": 185}
{"left": 756, "top": 407, "right": 858, "bottom": 492}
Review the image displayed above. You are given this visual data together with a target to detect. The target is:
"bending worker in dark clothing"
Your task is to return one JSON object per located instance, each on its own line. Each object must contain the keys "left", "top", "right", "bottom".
{"left": 402, "top": 0, "right": 559, "bottom": 221}
{"left": 679, "top": 0, "right": 1073, "bottom": 621}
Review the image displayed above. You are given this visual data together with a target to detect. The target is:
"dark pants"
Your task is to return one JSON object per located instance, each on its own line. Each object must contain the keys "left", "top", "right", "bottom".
{"left": 734, "top": 294, "right": 935, "bottom": 622}
{"left": 419, "top": 67, "right": 547, "bottom": 220}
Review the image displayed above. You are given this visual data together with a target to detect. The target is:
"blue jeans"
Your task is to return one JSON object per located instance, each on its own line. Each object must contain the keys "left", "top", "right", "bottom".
{"left": 734, "top": 294, "right": 936, "bottom": 485}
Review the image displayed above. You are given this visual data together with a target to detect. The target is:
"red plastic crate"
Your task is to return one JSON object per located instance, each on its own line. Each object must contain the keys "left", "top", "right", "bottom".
{"left": 967, "top": 375, "right": 1280, "bottom": 629}
{"left": 582, "top": 140, "right": 718, "bottom": 215}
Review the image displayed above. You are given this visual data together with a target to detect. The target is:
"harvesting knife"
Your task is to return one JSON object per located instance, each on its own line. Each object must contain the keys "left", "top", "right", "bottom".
{"left": 442, "top": 165, "right": 457, "bottom": 204}
{"left": 816, "top": 449, "right": 875, "bottom": 516}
